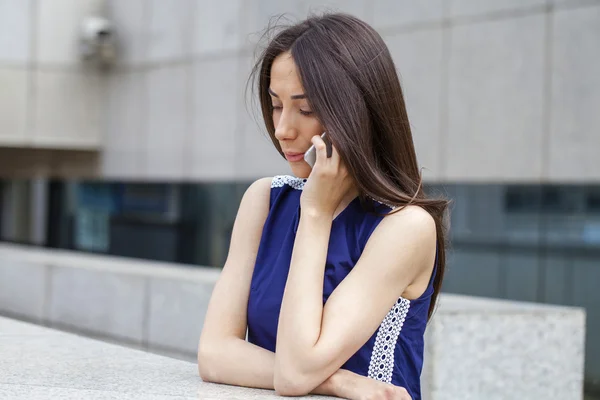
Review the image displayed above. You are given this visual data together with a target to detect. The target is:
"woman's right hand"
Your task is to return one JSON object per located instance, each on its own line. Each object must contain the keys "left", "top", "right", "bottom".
{"left": 353, "top": 377, "right": 411, "bottom": 400}
{"left": 332, "top": 370, "right": 412, "bottom": 400}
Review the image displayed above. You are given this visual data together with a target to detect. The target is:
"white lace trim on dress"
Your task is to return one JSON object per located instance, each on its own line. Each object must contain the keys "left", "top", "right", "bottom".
{"left": 367, "top": 297, "right": 411, "bottom": 383}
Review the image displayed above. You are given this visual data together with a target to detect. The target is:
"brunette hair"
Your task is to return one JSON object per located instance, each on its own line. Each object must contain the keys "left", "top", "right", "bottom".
{"left": 247, "top": 12, "right": 450, "bottom": 320}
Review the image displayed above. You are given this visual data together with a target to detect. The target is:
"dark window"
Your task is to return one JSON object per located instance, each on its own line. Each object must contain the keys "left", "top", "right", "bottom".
{"left": 586, "top": 190, "right": 600, "bottom": 213}
{"left": 505, "top": 185, "right": 578, "bottom": 213}
{"left": 504, "top": 186, "right": 542, "bottom": 212}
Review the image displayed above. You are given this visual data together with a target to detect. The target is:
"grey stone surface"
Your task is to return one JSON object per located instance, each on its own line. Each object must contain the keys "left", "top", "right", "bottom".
{"left": 33, "top": 70, "right": 103, "bottom": 148}
{"left": 0, "top": 385, "right": 199, "bottom": 400}
{"left": 101, "top": 147, "right": 142, "bottom": 180}
{"left": 0, "top": 259, "right": 47, "bottom": 322}
{"left": 299, "top": 0, "right": 368, "bottom": 22}
{"left": 194, "top": 0, "right": 243, "bottom": 55}
{"left": 240, "top": 0, "right": 304, "bottom": 48}
{"left": 548, "top": 4, "right": 600, "bottom": 181}
{"left": 424, "top": 296, "right": 586, "bottom": 400}
{"left": 146, "top": 0, "right": 195, "bottom": 62}
{"left": 0, "top": 316, "right": 336, "bottom": 399}
{"left": 0, "top": 316, "right": 60, "bottom": 336}
{"left": 572, "top": 258, "right": 600, "bottom": 383}
{"left": 0, "top": 69, "right": 28, "bottom": 145}
{"left": 553, "top": 0, "right": 600, "bottom": 7}
{"left": 0, "top": 243, "right": 221, "bottom": 354}
{"left": 237, "top": 122, "right": 290, "bottom": 180}
{"left": 36, "top": 0, "right": 102, "bottom": 65}
{"left": 147, "top": 278, "right": 214, "bottom": 355}
{"left": 144, "top": 65, "right": 189, "bottom": 179}
{"left": 0, "top": 245, "right": 587, "bottom": 399}
{"left": 435, "top": 293, "right": 580, "bottom": 313}
{"left": 0, "top": 244, "right": 221, "bottom": 283}
{"left": 385, "top": 28, "right": 444, "bottom": 180}
{"left": 48, "top": 265, "right": 146, "bottom": 344}
{"left": 189, "top": 57, "right": 238, "bottom": 180}
{"left": 449, "top": 0, "right": 546, "bottom": 18}
{"left": 2, "top": 0, "right": 600, "bottom": 183}
{"left": 0, "top": 334, "right": 199, "bottom": 396}
{"left": 106, "top": 0, "right": 148, "bottom": 65}
{"left": 0, "top": 0, "right": 32, "bottom": 64}
{"left": 373, "top": 0, "right": 445, "bottom": 28}
{"left": 102, "top": 72, "right": 144, "bottom": 178}
{"left": 235, "top": 58, "right": 289, "bottom": 180}
{"left": 445, "top": 13, "right": 545, "bottom": 180}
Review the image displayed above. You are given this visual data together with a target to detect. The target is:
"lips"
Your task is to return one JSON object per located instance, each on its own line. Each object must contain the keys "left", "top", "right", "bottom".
{"left": 284, "top": 152, "right": 305, "bottom": 162}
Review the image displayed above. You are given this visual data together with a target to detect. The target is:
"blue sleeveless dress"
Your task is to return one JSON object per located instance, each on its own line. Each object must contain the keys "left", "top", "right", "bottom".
{"left": 247, "top": 175, "right": 436, "bottom": 400}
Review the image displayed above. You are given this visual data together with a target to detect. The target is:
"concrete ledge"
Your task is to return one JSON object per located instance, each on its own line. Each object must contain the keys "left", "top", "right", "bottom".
{"left": 0, "top": 243, "right": 587, "bottom": 399}
{"left": 0, "top": 316, "right": 333, "bottom": 399}
{"left": 0, "top": 243, "right": 220, "bottom": 359}
{"left": 423, "top": 295, "right": 586, "bottom": 400}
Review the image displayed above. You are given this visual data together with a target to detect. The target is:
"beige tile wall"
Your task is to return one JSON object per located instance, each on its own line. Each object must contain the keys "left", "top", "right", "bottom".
{"left": 0, "top": 0, "right": 599, "bottom": 182}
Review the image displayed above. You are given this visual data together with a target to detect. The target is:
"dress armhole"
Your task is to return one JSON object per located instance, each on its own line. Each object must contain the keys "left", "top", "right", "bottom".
{"left": 269, "top": 177, "right": 275, "bottom": 210}
{"left": 358, "top": 203, "right": 395, "bottom": 252}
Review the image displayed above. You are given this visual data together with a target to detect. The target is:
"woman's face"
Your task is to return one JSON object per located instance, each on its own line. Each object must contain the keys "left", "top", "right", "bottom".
{"left": 269, "top": 51, "right": 324, "bottom": 179}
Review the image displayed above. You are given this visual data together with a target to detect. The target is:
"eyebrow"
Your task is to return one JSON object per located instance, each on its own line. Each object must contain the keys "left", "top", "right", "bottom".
{"left": 268, "top": 88, "right": 306, "bottom": 100}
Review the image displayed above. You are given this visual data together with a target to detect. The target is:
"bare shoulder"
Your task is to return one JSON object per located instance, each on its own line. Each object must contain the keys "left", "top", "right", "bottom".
{"left": 378, "top": 205, "right": 437, "bottom": 298}
{"left": 236, "top": 177, "right": 272, "bottom": 216}
{"left": 368, "top": 204, "right": 436, "bottom": 273}
{"left": 243, "top": 177, "right": 273, "bottom": 203}
{"left": 227, "top": 176, "right": 273, "bottom": 253}
{"left": 248, "top": 176, "right": 273, "bottom": 191}
{"left": 385, "top": 204, "right": 436, "bottom": 238}
{"left": 365, "top": 204, "right": 437, "bottom": 254}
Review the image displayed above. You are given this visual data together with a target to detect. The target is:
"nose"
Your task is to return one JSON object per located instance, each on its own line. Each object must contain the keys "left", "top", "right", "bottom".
{"left": 274, "top": 112, "right": 298, "bottom": 141}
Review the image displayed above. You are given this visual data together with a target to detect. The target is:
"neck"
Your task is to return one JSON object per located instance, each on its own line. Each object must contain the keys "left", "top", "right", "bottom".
{"left": 336, "top": 183, "right": 360, "bottom": 214}
{"left": 345, "top": 183, "right": 360, "bottom": 202}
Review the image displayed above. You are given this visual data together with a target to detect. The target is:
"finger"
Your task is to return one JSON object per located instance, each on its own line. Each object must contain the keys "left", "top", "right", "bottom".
{"left": 324, "top": 134, "right": 333, "bottom": 158}
{"left": 329, "top": 139, "right": 340, "bottom": 165}
{"left": 311, "top": 135, "right": 328, "bottom": 165}
{"left": 399, "top": 388, "right": 412, "bottom": 400}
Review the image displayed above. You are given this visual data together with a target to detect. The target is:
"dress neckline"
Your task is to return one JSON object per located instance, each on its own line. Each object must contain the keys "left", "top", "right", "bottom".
{"left": 333, "top": 196, "right": 360, "bottom": 223}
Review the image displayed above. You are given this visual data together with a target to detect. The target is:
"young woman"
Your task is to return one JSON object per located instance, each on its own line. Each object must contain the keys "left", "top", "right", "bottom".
{"left": 198, "top": 12, "right": 448, "bottom": 400}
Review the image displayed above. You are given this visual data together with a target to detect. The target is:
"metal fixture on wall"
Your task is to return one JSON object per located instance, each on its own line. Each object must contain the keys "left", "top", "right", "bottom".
{"left": 78, "top": 15, "right": 117, "bottom": 68}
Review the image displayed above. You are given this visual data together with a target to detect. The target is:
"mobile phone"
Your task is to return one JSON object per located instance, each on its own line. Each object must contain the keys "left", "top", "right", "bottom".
{"left": 303, "top": 132, "right": 330, "bottom": 167}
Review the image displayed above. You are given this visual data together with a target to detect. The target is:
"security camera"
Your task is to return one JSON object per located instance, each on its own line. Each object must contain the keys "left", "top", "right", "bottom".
{"left": 79, "top": 16, "right": 117, "bottom": 67}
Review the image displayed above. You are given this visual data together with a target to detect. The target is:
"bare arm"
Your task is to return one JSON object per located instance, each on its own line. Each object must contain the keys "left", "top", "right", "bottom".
{"left": 274, "top": 205, "right": 437, "bottom": 395}
{"left": 198, "top": 177, "right": 274, "bottom": 388}
{"left": 197, "top": 177, "right": 362, "bottom": 396}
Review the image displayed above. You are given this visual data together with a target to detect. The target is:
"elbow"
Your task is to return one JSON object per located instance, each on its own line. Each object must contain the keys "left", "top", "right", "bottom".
{"left": 274, "top": 364, "right": 317, "bottom": 397}
{"left": 274, "top": 348, "right": 332, "bottom": 396}
{"left": 197, "top": 351, "right": 213, "bottom": 382}
{"left": 197, "top": 341, "right": 218, "bottom": 383}
{"left": 274, "top": 375, "right": 312, "bottom": 397}
{"left": 197, "top": 358, "right": 214, "bottom": 383}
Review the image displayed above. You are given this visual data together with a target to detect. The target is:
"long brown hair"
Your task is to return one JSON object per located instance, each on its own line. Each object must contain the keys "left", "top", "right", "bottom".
{"left": 247, "top": 12, "right": 450, "bottom": 320}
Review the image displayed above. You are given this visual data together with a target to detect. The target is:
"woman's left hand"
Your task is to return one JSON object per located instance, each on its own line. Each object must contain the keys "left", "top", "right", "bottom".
{"left": 300, "top": 134, "right": 355, "bottom": 219}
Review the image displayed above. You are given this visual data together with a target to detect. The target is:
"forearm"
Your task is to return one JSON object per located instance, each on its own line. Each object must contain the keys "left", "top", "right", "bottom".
{"left": 199, "top": 337, "right": 276, "bottom": 389}
{"left": 277, "top": 212, "right": 332, "bottom": 364}
{"left": 199, "top": 337, "right": 342, "bottom": 396}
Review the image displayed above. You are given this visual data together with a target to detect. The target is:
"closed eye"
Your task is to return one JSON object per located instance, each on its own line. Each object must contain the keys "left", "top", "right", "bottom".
{"left": 271, "top": 105, "right": 313, "bottom": 117}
